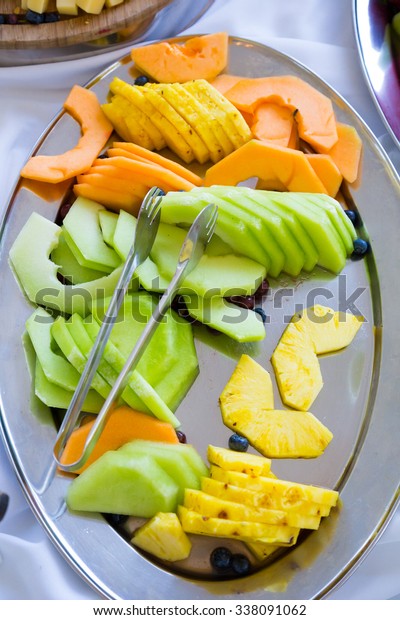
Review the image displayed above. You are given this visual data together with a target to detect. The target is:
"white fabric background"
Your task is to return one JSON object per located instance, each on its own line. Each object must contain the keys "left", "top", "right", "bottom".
{"left": 0, "top": 0, "right": 399, "bottom": 600}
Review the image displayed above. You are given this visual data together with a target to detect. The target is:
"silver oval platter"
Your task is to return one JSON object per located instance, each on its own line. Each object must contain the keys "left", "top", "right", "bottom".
{"left": 0, "top": 36, "right": 400, "bottom": 600}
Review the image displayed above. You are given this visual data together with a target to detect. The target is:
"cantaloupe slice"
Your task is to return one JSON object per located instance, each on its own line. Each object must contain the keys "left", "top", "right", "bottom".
{"left": 209, "top": 73, "right": 244, "bottom": 95}
{"left": 304, "top": 154, "right": 343, "bottom": 197}
{"left": 204, "top": 139, "right": 328, "bottom": 193}
{"left": 131, "top": 32, "right": 229, "bottom": 83}
{"left": 111, "top": 141, "right": 202, "bottom": 185}
{"left": 251, "top": 102, "right": 296, "bottom": 148}
{"left": 324, "top": 122, "right": 362, "bottom": 183}
{"left": 21, "top": 85, "right": 113, "bottom": 183}
{"left": 73, "top": 183, "right": 142, "bottom": 213}
{"left": 60, "top": 406, "right": 179, "bottom": 474}
{"left": 224, "top": 75, "right": 338, "bottom": 152}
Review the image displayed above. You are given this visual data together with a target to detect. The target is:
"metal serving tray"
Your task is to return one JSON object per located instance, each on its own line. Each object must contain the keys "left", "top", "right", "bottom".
{"left": 0, "top": 36, "right": 399, "bottom": 599}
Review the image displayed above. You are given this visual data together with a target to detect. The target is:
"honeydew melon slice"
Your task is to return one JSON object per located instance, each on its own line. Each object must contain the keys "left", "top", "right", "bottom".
{"left": 235, "top": 187, "right": 319, "bottom": 273}
{"left": 65, "top": 313, "right": 147, "bottom": 413}
{"left": 160, "top": 191, "right": 270, "bottom": 267}
{"left": 259, "top": 191, "right": 347, "bottom": 273}
{"left": 34, "top": 357, "right": 103, "bottom": 413}
{"left": 122, "top": 439, "right": 208, "bottom": 478}
{"left": 84, "top": 294, "right": 196, "bottom": 415}
{"left": 120, "top": 440, "right": 201, "bottom": 504}
{"left": 66, "top": 450, "right": 180, "bottom": 517}
{"left": 195, "top": 186, "right": 307, "bottom": 277}
{"left": 186, "top": 295, "right": 266, "bottom": 342}
{"left": 304, "top": 193, "right": 356, "bottom": 252}
{"left": 62, "top": 197, "right": 121, "bottom": 273}
{"left": 153, "top": 313, "right": 199, "bottom": 412}
{"left": 51, "top": 231, "right": 105, "bottom": 284}
{"left": 150, "top": 222, "right": 266, "bottom": 297}
{"left": 190, "top": 187, "right": 284, "bottom": 277}
{"left": 25, "top": 307, "right": 83, "bottom": 392}
{"left": 51, "top": 316, "right": 111, "bottom": 400}
{"left": 111, "top": 208, "right": 168, "bottom": 292}
{"left": 9, "top": 212, "right": 123, "bottom": 316}
{"left": 98, "top": 209, "right": 118, "bottom": 247}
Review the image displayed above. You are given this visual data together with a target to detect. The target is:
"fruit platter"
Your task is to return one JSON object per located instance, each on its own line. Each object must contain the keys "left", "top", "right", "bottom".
{"left": 0, "top": 33, "right": 399, "bottom": 600}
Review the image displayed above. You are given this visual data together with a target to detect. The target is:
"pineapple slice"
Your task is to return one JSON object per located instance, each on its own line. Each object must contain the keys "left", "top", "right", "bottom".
{"left": 177, "top": 506, "right": 299, "bottom": 545}
{"left": 293, "top": 305, "right": 364, "bottom": 354}
{"left": 209, "top": 466, "right": 339, "bottom": 507}
{"left": 219, "top": 353, "right": 274, "bottom": 418}
{"left": 271, "top": 321, "right": 323, "bottom": 411}
{"left": 223, "top": 407, "right": 333, "bottom": 458}
{"left": 131, "top": 512, "right": 192, "bottom": 562}
{"left": 183, "top": 488, "right": 321, "bottom": 530}
{"left": 207, "top": 445, "right": 272, "bottom": 476}
{"left": 201, "top": 477, "right": 331, "bottom": 517}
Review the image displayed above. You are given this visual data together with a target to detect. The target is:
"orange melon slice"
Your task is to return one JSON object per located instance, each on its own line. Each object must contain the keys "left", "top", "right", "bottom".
{"left": 204, "top": 139, "right": 328, "bottom": 193}
{"left": 21, "top": 85, "right": 113, "bottom": 184}
{"left": 224, "top": 75, "right": 338, "bottom": 153}
{"left": 131, "top": 32, "right": 229, "bottom": 83}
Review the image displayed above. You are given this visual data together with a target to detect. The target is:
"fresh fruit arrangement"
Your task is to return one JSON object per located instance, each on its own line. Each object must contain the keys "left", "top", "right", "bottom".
{"left": 8, "top": 31, "right": 371, "bottom": 579}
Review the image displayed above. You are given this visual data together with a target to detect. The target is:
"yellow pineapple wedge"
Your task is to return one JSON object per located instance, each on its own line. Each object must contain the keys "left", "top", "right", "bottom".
{"left": 183, "top": 488, "right": 321, "bottom": 530}
{"left": 207, "top": 444, "right": 272, "bottom": 476}
{"left": 131, "top": 512, "right": 192, "bottom": 562}
{"left": 145, "top": 82, "right": 225, "bottom": 163}
{"left": 224, "top": 407, "right": 333, "bottom": 458}
{"left": 271, "top": 321, "right": 323, "bottom": 411}
{"left": 293, "top": 305, "right": 364, "bottom": 354}
{"left": 201, "top": 477, "right": 331, "bottom": 527}
{"left": 201, "top": 477, "right": 332, "bottom": 517}
{"left": 220, "top": 353, "right": 274, "bottom": 417}
{"left": 177, "top": 506, "right": 299, "bottom": 545}
{"left": 209, "top": 466, "right": 339, "bottom": 508}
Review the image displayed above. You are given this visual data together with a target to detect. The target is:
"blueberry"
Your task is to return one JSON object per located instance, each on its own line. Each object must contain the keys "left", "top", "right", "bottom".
{"left": 254, "top": 307, "right": 267, "bottom": 323}
{"left": 228, "top": 433, "right": 249, "bottom": 452}
{"left": 26, "top": 9, "right": 45, "bottom": 24}
{"left": 176, "top": 430, "right": 187, "bottom": 444}
{"left": 210, "top": 546, "right": 232, "bottom": 572}
{"left": 345, "top": 209, "right": 361, "bottom": 227}
{"left": 228, "top": 295, "right": 255, "bottom": 310}
{"left": 231, "top": 553, "right": 251, "bottom": 575}
{"left": 352, "top": 238, "right": 369, "bottom": 258}
{"left": 44, "top": 11, "right": 60, "bottom": 22}
{"left": 134, "top": 75, "right": 149, "bottom": 86}
{"left": 0, "top": 15, "right": 5, "bottom": 24}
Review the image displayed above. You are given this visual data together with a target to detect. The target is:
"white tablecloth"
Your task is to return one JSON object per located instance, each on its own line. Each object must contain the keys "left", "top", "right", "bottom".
{"left": 0, "top": 0, "right": 399, "bottom": 600}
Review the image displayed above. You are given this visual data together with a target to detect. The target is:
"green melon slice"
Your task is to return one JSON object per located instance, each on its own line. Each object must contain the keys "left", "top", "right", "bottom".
{"left": 34, "top": 357, "right": 103, "bottom": 413}
{"left": 98, "top": 209, "right": 118, "bottom": 247}
{"left": 66, "top": 451, "right": 179, "bottom": 517}
{"left": 197, "top": 186, "right": 306, "bottom": 277}
{"left": 160, "top": 191, "right": 270, "bottom": 267}
{"left": 186, "top": 295, "right": 266, "bottom": 342}
{"left": 51, "top": 231, "right": 105, "bottom": 284}
{"left": 120, "top": 440, "right": 201, "bottom": 504}
{"left": 9, "top": 212, "right": 123, "bottom": 316}
{"left": 62, "top": 197, "right": 121, "bottom": 273}
{"left": 150, "top": 222, "right": 266, "bottom": 297}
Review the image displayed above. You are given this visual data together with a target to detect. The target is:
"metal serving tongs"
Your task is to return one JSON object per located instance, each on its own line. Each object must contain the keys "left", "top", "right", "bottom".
{"left": 53, "top": 198, "right": 218, "bottom": 473}
{"left": 52, "top": 186, "right": 164, "bottom": 471}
